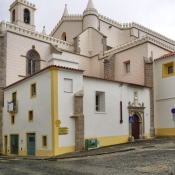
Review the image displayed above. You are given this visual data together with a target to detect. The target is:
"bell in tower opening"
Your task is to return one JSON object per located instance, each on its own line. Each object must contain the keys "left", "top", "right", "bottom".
{"left": 24, "top": 9, "right": 30, "bottom": 24}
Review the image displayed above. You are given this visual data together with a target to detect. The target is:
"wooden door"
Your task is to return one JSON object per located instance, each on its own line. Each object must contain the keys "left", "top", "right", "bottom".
{"left": 4, "top": 136, "right": 7, "bottom": 154}
{"left": 27, "top": 134, "right": 35, "bottom": 155}
{"left": 10, "top": 135, "right": 18, "bottom": 155}
{"left": 132, "top": 115, "right": 139, "bottom": 139}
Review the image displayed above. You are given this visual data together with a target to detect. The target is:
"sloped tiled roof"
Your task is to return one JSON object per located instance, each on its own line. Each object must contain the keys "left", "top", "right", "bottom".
{"left": 154, "top": 52, "right": 175, "bottom": 61}
{"left": 3, "top": 65, "right": 84, "bottom": 90}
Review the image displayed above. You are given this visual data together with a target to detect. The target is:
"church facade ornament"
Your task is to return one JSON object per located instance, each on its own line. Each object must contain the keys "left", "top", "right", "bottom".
{"left": 128, "top": 91, "right": 147, "bottom": 142}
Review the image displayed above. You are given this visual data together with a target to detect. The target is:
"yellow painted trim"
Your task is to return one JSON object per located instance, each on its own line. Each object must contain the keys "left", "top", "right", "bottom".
{"left": 3, "top": 135, "right": 8, "bottom": 155}
{"left": 36, "top": 150, "right": 54, "bottom": 156}
{"left": 42, "top": 135, "right": 48, "bottom": 148}
{"left": 58, "top": 146, "right": 75, "bottom": 155}
{"left": 145, "top": 133, "right": 150, "bottom": 138}
{"left": 50, "top": 67, "right": 59, "bottom": 155}
{"left": 11, "top": 115, "right": 15, "bottom": 125}
{"left": 12, "top": 90, "right": 17, "bottom": 101}
{"left": 156, "top": 128, "right": 175, "bottom": 136}
{"left": 85, "top": 135, "right": 129, "bottom": 147}
{"left": 9, "top": 110, "right": 18, "bottom": 114}
{"left": 30, "top": 82, "right": 37, "bottom": 99}
{"left": 162, "top": 61, "right": 175, "bottom": 78}
{"left": 26, "top": 132, "right": 36, "bottom": 156}
{"left": 28, "top": 110, "right": 34, "bottom": 122}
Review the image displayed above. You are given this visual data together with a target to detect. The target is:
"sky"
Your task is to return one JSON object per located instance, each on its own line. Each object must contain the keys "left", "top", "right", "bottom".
{"left": 1, "top": 0, "right": 175, "bottom": 40}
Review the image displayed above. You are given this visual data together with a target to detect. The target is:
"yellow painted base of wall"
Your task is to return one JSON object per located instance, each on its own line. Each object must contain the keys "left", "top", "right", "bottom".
{"left": 145, "top": 133, "right": 150, "bottom": 138}
{"left": 86, "top": 135, "right": 129, "bottom": 147}
{"left": 156, "top": 128, "right": 175, "bottom": 136}
{"left": 36, "top": 150, "right": 54, "bottom": 156}
{"left": 55, "top": 146, "right": 75, "bottom": 155}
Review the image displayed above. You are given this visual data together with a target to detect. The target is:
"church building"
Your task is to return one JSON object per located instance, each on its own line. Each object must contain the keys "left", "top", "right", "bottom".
{"left": 0, "top": 0, "right": 175, "bottom": 156}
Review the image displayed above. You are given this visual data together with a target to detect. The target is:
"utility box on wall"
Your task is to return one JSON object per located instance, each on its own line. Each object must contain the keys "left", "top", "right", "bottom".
{"left": 85, "top": 139, "right": 99, "bottom": 150}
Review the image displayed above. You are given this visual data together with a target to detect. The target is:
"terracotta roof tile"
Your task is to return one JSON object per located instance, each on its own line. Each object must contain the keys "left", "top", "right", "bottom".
{"left": 83, "top": 75, "right": 150, "bottom": 88}
{"left": 3, "top": 65, "right": 84, "bottom": 90}
{"left": 155, "top": 52, "right": 175, "bottom": 61}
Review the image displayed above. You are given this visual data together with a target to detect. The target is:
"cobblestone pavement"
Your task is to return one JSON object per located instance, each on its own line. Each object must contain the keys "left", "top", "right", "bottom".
{"left": 0, "top": 138, "right": 175, "bottom": 175}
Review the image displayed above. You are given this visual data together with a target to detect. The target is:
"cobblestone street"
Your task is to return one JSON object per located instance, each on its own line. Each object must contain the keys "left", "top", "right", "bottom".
{"left": 0, "top": 138, "right": 175, "bottom": 175}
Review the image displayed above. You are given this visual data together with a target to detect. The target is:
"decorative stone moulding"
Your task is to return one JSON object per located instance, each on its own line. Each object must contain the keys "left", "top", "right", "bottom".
{"left": 10, "top": 0, "right": 36, "bottom": 8}
{"left": 83, "top": 8, "right": 98, "bottom": 16}
{"left": 50, "top": 15, "right": 83, "bottom": 36}
{"left": 98, "top": 13, "right": 175, "bottom": 45}
{"left": 0, "top": 21, "right": 74, "bottom": 51}
{"left": 103, "top": 35, "right": 175, "bottom": 58}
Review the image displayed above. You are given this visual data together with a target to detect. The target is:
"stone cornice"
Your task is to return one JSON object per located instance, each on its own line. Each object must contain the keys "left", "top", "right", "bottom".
{"left": 50, "top": 15, "right": 83, "bottom": 36}
{"left": 10, "top": 0, "right": 36, "bottom": 10}
{"left": 103, "top": 35, "right": 175, "bottom": 59}
{"left": 0, "top": 21, "right": 73, "bottom": 51}
{"left": 98, "top": 14, "right": 175, "bottom": 46}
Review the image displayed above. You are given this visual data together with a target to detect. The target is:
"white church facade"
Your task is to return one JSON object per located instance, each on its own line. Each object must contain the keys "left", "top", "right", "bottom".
{"left": 0, "top": 0, "right": 175, "bottom": 156}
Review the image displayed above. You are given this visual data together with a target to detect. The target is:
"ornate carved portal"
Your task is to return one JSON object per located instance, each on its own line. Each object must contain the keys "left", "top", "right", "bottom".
{"left": 128, "top": 91, "right": 147, "bottom": 142}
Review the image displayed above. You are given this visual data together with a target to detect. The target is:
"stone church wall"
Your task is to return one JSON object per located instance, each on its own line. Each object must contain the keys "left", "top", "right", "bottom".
{"left": 52, "top": 21, "right": 82, "bottom": 43}
{"left": 114, "top": 43, "right": 148, "bottom": 85}
{"left": 0, "top": 32, "right": 6, "bottom": 152}
{"left": 6, "top": 32, "right": 49, "bottom": 86}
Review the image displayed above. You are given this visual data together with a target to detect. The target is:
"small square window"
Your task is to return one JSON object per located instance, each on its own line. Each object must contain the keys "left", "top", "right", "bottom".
{"left": 162, "top": 61, "right": 174, "bottom": 78}
{"left": 168, "top": 66, "right": 173, "bottom": 74}
{"left": 11, "top": 115, "right": 15, "bottom": 124}
{"left": 95, "top": 91, "right": 105, "bottom": 112}
{"left": 42, "top": 135, "right": 47, "bottom": 148}
{"left": 30, "top": 83, "right": 36, "bottom": 98}
{"left": 28, "top": 110, "right": 33, "bottom": 122}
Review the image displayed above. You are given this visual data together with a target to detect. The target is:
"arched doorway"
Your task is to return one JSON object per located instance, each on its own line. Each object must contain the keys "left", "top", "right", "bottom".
{"left": 132, "top": 114, "right": 139, "bottom": 139}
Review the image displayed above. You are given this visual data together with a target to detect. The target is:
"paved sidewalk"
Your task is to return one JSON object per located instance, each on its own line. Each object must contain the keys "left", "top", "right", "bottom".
{"left": 1, "top": 136, "right": 175, "bottom": 161}
{"left": 50, "top": 136, "right": 175, "bottom": 160}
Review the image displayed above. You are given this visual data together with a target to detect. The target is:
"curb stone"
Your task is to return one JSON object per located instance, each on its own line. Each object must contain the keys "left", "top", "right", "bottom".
{"left": 48, "top": 148, "right": 136, "bottom": 161}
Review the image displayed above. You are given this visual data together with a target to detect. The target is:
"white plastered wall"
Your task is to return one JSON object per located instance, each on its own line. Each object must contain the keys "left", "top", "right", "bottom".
{"left": 3, "top": 70, "right": 52, "bottom": 153}
{"left": 83, "top": 77, "right": 150, "bottom": 139}
{"left": 6, "top": 32, "right": 49, "bottom": 86}
{"left": 58, "top": 70, "right": 83, "bottom": 147}
{"left": 155, "top": 56, "right": 175, "bottom": 129}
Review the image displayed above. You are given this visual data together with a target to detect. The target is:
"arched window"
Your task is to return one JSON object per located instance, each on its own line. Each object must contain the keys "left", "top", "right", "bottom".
{"left": 24, "top": 9, "right": 30, "bottom": 24}
{"left": 61, "top": 32, "right": 66, "bottom": 41}
{"left": 26, "top": 48, "right": 40, "bottom": 75}
{"left": 12, "top": 9, "right": 15, "bottom": 22}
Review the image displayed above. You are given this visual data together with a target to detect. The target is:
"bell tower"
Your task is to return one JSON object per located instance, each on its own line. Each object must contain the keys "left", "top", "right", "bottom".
{"left": 9, "top": 0, "right": 36, "bottom": 31}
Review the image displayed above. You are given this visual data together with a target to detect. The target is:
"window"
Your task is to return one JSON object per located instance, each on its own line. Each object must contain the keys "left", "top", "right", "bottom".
{"left": 12, "top": 91, "right": 17, "bottom": 111}
{"left": 95, "top": 91, "right": 105, "bottom": 112}
{"left": 26, "top": 49, "right": 41, "bottom": 76}
{"left": 12, "top": 9, "right": 15, "bottom": 22}
{"left": 64, "top": 79, "right": 73, "bottom": 93}
{"left": 61, "top": 32, "right": 66, "bottom": 41}
{"left": 11, "top": 115, "right": 15, "bottom": 125}
{"left": 28, "top": 110, "right": 33, "bottom": 122}
{"left": 162, "top": 61, "right": 175, "bottom": 78}
{"left": 125, "top": 62, "right": 130, "bottom": 74}
{"left": 168, "top": 66, "right": 173, "bottom": 74}
{"left": 42, "top": 135, "right": 47, "bottom": 148}
{"left": 30, "top": 83, "right": 36, "bottom": 98}
{"left": 28, "top": 59, "right": 35, "bottom": 74}
{"left": 24, "top": 9, "right": 30, "bottom": 24}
